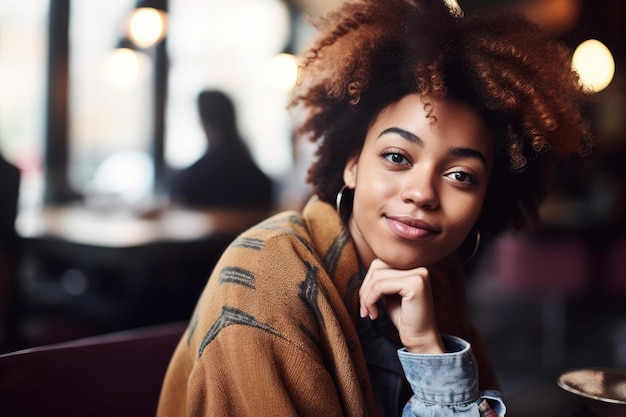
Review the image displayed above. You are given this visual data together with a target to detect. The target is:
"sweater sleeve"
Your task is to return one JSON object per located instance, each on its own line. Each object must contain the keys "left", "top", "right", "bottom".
{"left": 158, "top": 222, "right": 373, "bottom": 417}
{"left": 187, "top": 325, "right": 346, "bottom": 416}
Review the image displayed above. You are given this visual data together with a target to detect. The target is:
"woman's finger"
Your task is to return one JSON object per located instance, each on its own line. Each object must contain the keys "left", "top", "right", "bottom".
{"left": 359, "top": 260, "right": 428, "bottom": 319}
{"left": 359, "top": 260, "right": 443, "bottom": 352}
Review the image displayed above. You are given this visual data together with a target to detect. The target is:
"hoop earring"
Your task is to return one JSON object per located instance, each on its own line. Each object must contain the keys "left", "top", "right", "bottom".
{"left": 467, "top": 229, "right": 481, "bottom": 263}
{"left": 336, "top": 185, "right": 350, "bottom": 220}
{"left": 449, "top": 229, "right": 481, "bottom": 264}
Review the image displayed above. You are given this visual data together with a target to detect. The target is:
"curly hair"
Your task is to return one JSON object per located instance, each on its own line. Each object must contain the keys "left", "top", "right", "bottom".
{"left": 289, "top": 0, "right": 595, "bottom": 240}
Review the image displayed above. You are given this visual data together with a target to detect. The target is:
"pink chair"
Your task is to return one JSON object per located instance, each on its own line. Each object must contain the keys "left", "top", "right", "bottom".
{"left": 493, "top": 232, "right": 590, "bottom": 297}
{"left": 0, "top": 321, "right": 185, "bottom": 417}
{"left": 490, "top": 232, "right": 591, "bottom": 371}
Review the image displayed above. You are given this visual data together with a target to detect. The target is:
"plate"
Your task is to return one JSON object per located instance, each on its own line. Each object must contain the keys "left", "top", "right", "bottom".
{"left": 557, "top": 368, "right": 626, "bottom": 417}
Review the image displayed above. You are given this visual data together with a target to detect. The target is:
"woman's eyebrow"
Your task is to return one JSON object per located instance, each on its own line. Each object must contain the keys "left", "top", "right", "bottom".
{"left": 378, "top": 127, "right": 423, "bottom": 146}
{"left": 449, "top": 147, "right": 489, "bottom": 168}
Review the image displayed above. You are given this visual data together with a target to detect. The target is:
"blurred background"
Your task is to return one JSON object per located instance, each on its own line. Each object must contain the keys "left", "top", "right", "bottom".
{"left": 0, "top": 0, "right": 624, "bottom": 408}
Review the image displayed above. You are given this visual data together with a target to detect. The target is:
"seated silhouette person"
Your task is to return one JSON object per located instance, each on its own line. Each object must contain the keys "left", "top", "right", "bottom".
{"left": 168, "top": 90, "right": 274, "bottom": 210}
{"left": 0, "top": 151, "right": 20, "bottom": 349}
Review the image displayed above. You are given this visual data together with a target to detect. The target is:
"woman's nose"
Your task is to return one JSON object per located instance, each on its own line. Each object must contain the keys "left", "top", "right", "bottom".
{"left": 400, "top": 170, "right": 439, "bottom": 209}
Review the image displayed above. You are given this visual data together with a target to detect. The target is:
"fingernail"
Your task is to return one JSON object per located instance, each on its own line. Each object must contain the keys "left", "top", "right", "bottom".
{"left": 360, "top": 307, "right": 366, "bottom": 318}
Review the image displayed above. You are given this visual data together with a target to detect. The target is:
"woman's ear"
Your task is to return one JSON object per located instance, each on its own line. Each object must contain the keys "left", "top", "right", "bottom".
{"left": 343, "top": 156, "right": 358, "bottom": 188}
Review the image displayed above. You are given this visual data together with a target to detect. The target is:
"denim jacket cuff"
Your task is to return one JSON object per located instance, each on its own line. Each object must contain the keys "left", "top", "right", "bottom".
{"left": 397, "top": 334, "right": 479, "bottom": 405}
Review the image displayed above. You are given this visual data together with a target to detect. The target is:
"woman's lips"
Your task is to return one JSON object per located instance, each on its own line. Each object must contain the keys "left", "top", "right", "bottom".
{"left": 385, "top": 216, "right": 440, "bottom": 240}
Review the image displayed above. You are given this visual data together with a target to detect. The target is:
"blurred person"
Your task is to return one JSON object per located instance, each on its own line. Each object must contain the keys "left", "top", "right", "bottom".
{"left": 0, "top": 151, "right": 20, "bottom": 349}
{"left": 168, "top": 89, "right": 274, "bottom": 210}
{"left": 157, "top": 0, "right": 594, "bottom": 416}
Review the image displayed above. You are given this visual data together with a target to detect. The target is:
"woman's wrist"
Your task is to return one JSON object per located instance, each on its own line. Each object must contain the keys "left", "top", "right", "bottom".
{"left": 404, "top": 334, "right": 445, "bottom": 354}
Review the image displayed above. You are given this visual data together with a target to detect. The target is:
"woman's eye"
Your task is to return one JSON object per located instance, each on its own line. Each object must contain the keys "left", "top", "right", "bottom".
{"left": 447, "top": 171, "right": 478, "bottom": 185}
{"left": 383, "top": 152, "right": 409, "bottom": 165}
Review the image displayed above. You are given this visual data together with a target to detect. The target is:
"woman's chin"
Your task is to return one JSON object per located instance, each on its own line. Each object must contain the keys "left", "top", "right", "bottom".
{"left": 377, "top": 253, "right": 440, "bottom": 270}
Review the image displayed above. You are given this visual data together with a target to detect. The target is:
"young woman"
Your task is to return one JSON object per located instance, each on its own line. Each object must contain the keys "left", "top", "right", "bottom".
{"left": 157, "top": 0, "right": 594, "bottom": 416}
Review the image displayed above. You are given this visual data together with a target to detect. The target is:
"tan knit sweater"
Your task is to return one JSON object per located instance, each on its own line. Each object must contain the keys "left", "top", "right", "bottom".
{"left": 157, "top": 198, "right": 497, "bottom": 417}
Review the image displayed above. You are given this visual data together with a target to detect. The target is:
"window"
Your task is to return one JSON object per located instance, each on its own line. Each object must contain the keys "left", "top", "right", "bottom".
{"left": 3, "top": 0, "right": 303, "bottom": 208}
{"left": 0, "top": 0, "right": 48, "bottom": 209}
{"left": 69, "top": 0, "right": 153, "bottom": 202}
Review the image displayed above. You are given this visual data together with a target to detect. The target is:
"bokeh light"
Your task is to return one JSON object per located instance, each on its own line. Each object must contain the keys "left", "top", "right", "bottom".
{"left": 106, "top": 47, "right": 141, "bottom": 87}
{"left": 572, "top": 39, "right": 615, "bottom": 93}
{"left": 128, "top": 7, "right": 167, "bottom": 48}
{"left": 262, "top": 53, "right": 299, "bottom": 92}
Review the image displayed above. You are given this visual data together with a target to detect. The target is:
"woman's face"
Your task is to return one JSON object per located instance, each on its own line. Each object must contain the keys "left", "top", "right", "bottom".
{"left": 343, "top": 94, "right": 494, "bottom": 270}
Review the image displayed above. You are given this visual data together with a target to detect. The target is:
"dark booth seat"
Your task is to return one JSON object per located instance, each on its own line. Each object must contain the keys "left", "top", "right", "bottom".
{"left": 0, "top": 321, "right": 186, "bottom": 417}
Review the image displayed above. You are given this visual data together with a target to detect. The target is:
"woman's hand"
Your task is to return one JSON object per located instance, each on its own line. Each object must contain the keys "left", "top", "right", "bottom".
{"left": 359, "top": 259, "right": 445, "bottom": 354}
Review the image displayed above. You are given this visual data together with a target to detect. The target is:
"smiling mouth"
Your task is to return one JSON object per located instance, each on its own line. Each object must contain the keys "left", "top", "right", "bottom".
{"left": 384, "top": 216, "right": 440, "bottom": 240}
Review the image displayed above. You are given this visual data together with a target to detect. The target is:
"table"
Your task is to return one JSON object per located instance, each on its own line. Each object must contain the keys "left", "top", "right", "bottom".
{"left": 16, "top": 204, "right": 271, "bottom": 248}
{"left": 15, "top": 204, "right": 272, "bottom": 268}
{"left": 12, "top": 204, "right": 274, "bottom": 344}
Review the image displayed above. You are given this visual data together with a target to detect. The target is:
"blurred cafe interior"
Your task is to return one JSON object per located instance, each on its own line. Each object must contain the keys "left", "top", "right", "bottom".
{"left": 0, "top": 0, "right": 625, "bottom": 412}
